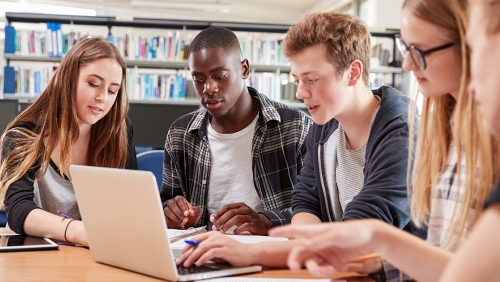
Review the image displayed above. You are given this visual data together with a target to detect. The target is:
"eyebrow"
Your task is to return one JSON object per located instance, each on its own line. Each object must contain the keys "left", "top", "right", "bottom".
{"left": 191, "top": 66, "right": 228, "bottom": 76}
{"left": 401, "top": 38, "right": 433, "bottom": 50}
{"left": 87, "top": 74, "right": 121, "bottom": 87}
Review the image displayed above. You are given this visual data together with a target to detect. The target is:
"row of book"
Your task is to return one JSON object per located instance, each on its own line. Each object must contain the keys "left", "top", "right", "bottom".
{"left": 241, "top": 38, "right": 286, "bottom": 66}
{"left": 125, "top": 69, "right": 188, "bottom": 100}
{"left": 3, "top": 66, "right": 55, "bottom": 95}
{"left": 4, "top": 24, "right": 84, "bottom": 57}
{"left": 3, "top": 65, "right": 302, "bottom": 102}
{"left": 372, "top": 43, "right": 394, "bottom": 67}
{"left": 109, "top": 32, "right": 188, "bottom": 62}
{"left": 4, "top": 25, "right": 288, "bottom": 65}
{"left": 247, "top": 73, "right": 287, "bottom": 102}
{"left": 126, "top": 71, "right": 299, "bottom": 101}
{"left": 111, "top": 34, "right": 288, "bottom": 65}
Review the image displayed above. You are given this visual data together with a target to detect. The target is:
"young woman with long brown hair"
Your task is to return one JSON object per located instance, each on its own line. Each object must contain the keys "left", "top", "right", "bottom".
{"left": 269, "top": 0, "right": 500, "bottom": 281}
{"left": 0, "top": 37, "right": 137, "bottom": 247}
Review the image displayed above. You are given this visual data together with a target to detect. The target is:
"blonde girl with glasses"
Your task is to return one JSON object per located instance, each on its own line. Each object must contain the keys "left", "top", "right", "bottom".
{"left": 270, "top": 0, "right": 500, "bottom": 281}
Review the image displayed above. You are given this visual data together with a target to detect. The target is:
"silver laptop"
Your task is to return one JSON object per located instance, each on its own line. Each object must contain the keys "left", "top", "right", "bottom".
{"left": 69, "top": 165, "right": 262, "bottom": 281}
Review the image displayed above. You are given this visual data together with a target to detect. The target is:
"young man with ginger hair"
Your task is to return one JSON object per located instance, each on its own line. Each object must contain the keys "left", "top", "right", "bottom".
{"left": 176, "top": 11, "right": 425, "bottom": 269}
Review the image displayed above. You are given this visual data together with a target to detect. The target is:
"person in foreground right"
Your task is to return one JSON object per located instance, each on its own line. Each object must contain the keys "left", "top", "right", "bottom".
{"left": 439, "top": 0, "right": 500, "bottom": 281}
{"left": 270, "top": 0, "right": 500, "bottom": 281}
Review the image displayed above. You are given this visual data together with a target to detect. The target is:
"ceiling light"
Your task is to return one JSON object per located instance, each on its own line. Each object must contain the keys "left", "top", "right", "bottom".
{"left": 131, "top": 1, "right": 230, "bottom": 12}
{"left": 36, "top": 4, "right": 96, "bottom": 16}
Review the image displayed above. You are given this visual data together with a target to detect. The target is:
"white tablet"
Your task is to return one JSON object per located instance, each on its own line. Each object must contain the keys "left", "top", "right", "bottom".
{"left": 0, "top": 234, "right": 58, "bottom": 252}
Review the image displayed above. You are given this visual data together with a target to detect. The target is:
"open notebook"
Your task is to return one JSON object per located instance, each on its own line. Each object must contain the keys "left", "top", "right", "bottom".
{"left": 168, "top": 226, "right": 207, "bottom": 244}
{"left": 168, "top": 227, "right": 289, "bottom": 258}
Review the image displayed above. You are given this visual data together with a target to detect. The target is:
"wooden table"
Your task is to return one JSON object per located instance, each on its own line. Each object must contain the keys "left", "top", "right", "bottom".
{"left": 0, "top": 228, "right": 372, "bottom": 281}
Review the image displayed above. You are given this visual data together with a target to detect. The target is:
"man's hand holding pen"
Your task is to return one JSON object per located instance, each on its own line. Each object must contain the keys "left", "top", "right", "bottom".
{"left": 164, "top": 195, "right": 203, "bottom": 229}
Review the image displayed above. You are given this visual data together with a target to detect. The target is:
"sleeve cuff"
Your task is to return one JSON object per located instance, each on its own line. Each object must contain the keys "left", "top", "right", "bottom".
{"left": 373, "top": 258, "right": 416, "bottom": 282}
{"left": 259, "top": 210, "right": 290, "bottom": 227}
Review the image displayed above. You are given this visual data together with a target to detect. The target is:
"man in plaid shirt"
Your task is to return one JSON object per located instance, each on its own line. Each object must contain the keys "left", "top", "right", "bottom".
{"left": 160, "top": 27, "right": 312, "bottom": 235}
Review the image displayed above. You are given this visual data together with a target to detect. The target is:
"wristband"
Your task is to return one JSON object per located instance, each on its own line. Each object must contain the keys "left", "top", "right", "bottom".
{"left": 64, "top": 219, "right": 75, "bottom": 243}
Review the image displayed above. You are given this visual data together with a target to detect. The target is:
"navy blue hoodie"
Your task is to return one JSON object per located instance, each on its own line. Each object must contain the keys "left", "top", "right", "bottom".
{"left": 292, "top": 86, "right": 426, "bottom": 238}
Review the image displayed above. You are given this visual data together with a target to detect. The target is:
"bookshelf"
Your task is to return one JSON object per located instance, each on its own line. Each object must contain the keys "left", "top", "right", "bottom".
{"left": 1, "top": 13, "right": 405, "bottom": 148}
{"left": 4, "top": 54, "right": 290, "bottom": 72}
{"left": 4, "top": 54, "right": 403, "bottom": 74}
{"left": 3, "top": 12, "right": 403, "bottom": 101}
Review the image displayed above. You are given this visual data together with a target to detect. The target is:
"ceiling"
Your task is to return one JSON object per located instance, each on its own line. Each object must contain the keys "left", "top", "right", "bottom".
{"left": 0, "top": 0, "right": 353, "bottom": 24}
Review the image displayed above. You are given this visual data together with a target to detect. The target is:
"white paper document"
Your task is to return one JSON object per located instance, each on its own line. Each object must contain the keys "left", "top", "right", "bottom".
{"left": 168, "top": 229, "right": 289, "bottom": 258}
{"left": 170, "top": 232, "right": 289, "bottom": 249}
{"left": 226, "top": 234, "right": 288, "bottom": 244}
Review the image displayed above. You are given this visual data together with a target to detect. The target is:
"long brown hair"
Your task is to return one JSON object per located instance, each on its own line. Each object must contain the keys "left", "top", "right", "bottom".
{"left": 0, "top": 37, "right": 130, "bottom": 208}
{"left": 405, "top": 0, "right": 500, "bottom": 246}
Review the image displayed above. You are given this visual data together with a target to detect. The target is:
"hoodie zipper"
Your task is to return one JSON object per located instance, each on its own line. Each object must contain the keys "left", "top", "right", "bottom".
{"left": 317, "top": 143, "right": 333, "bottom": 222}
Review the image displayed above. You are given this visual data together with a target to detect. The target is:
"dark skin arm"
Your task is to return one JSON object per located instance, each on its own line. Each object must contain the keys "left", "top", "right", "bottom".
{"left": 210, "top": 202, "right": 272, "bottom": 235}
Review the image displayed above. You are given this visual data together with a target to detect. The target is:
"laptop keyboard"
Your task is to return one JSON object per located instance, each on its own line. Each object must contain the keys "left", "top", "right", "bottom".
{"left": 176, "top": 264, "right": 221, "bottom": 275}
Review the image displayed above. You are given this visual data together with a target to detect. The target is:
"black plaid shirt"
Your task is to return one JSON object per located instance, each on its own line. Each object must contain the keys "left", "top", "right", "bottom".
{"left": 160, "top": 87, "right": 313, "bottom": 228}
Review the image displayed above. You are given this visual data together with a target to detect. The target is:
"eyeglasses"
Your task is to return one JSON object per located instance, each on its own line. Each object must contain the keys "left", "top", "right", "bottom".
{"left": 395, "top": 34, "right": 455, "bottom": 70}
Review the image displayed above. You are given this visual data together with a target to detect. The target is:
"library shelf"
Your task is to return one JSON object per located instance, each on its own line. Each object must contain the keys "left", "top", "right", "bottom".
{"left": 3, "top": 12, "right": 403, "bottom": 103}
{"left": 1, "top": 93, "right": 306, "bottom": 109}
{"left": 5, "top": 12, "right": 292, "bottom": 33}
{"left": 5, "top": 54, "right": 403, "bottom": 74}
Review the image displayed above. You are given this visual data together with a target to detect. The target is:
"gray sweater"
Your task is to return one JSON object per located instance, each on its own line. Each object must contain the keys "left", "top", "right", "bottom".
{"left": 2, "top": 118, "right": 138, "bottom": 234}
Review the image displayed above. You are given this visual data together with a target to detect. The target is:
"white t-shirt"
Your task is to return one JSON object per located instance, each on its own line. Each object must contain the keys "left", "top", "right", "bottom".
{"left": 207, "top": 114, "right": 264, "bottom": 216}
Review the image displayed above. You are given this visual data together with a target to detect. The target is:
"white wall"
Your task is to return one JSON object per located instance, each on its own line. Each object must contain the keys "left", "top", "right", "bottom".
{"left": 371, "top": 0, "right": 415, "bottom": 95}
{"left": 374, "top": 0, "right": 404, "bottom": 29}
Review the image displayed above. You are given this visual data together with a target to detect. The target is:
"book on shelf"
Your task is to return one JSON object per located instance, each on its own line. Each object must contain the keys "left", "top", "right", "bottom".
{"left": 4, "top": 23, "right": 84, "bottom": 57}
{"left": 126, "top": 68, "right": 191, "bottom": 100}
{"left": 371, "top": 43, "right": 392, "bottom": 67}
{"left": 108, "top": 31, "right": 189, "bottom": 62}
{"left": 3, "top": 64, "right": 299, "bottom": 102}
{"left": 3, "top": 66, "right": 16, "bottom": 94}
{"left": 248, "top": 72, "right": 293, "bottom": 102}
{"left": 281, "top": 81, "right": 298, "bottom": 102}
{"left": 3, "top": 65, "right": 55, "bottom": 95}
{"left": 4, "top": 25, "right": 298, "bottom": 102}
{"left": 240, "top": 34, "right": 286, "bottom": 66}
{"left": 4, "top": 26, "right": 15, "bottom": 54}
{"left": 4, "top": 25, "right": 289, "bottom": 68}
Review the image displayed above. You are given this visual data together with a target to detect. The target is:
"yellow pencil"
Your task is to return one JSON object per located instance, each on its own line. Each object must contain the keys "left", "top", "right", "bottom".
{"left": 350, "top": 253, "right": 381, "bottom": 263}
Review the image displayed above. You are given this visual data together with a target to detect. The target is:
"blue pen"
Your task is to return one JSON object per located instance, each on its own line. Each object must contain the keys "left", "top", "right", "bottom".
{"left": 57, "top": 210, "right": 76, "bottom": 220}
{"left": 184, "top": 239, "right": 200, "bottom": 247}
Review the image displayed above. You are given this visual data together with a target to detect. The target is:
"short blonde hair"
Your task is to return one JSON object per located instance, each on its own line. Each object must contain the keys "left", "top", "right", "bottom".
{"left": 283, "top": 12, "right": 371, "bottom": 86}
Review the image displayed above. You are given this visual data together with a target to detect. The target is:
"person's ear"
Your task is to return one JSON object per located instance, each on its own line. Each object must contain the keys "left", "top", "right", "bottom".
{"left": 348, "top": 59, "right": 363, "bottom": 86}
{"left": 241, "top": 58, "right": 250, "bottom": 79}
